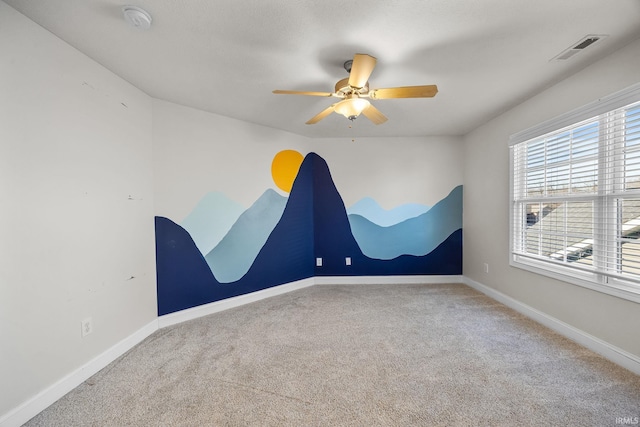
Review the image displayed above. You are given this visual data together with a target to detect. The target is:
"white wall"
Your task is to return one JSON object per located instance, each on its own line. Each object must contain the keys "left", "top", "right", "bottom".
{"left": 463, "top": 37, "right": 640, "bottom": 358}
{"left": 312, "top": 136, "right": 463, "bottom": 209}
{"left": 153, "top": 99, "right": 310, "bottom": 220}
{"left": 0, "top": 2, "right": 157, "bottom": 418}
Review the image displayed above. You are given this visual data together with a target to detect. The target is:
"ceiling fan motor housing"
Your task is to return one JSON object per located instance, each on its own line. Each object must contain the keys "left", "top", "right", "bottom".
{"left": 334, "top": 77, "right": 368, "bottom": 96}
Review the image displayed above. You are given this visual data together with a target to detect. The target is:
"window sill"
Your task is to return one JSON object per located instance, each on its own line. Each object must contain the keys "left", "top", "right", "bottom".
{"left": 510, "top": 255, "right": 640, "bottom": 304}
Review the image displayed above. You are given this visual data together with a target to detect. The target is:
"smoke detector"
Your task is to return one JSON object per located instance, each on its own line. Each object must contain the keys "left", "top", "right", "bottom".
{"left": 122, "top": 6, "right": 152, "bottom": 30}
{"left": 551, "top": 34, "right": 607, "bottom": 61}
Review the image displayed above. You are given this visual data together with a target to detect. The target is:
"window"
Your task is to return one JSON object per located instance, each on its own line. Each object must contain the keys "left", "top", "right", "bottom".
{"left": 510, "top": 84, "right": 640, "bottom": 302}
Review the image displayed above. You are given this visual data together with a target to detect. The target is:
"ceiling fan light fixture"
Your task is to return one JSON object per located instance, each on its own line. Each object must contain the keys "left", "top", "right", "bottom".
{"left": 333, "top": 96, "right": 370, "bottom": 120}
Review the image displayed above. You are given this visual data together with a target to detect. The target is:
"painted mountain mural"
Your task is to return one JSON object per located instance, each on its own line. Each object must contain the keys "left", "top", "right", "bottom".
{"left": 204, "top": 189, "right": 287, "bottom": 283}
{"left": 155, "top": 152, "right": 462, "bottom": 315}
{"left": 180, "top": 192, "right": 245, "bottom": 255}
{"left": 347, "top": 198, "right": 431, "bottom": 227}
{"left": 348, "top": 186, "right": 462, "bottom": 260}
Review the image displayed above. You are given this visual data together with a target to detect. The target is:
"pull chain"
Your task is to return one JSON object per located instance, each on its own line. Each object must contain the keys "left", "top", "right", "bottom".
{"left": 349, "top": 116, "right": 357, "bottom": 142}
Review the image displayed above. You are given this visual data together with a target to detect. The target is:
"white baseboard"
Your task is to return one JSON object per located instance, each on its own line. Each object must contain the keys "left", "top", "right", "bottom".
{"left": 158, "top": 278, "right": 316, "bottom": 328}
{"left": 463, "top": 276, "right": 640, "bottom": 376}
{"left": 0, "top": 319, "right": 159, "bottom": 427}
{"left": 314, "top": 275, "right": 464, "bottom": 285}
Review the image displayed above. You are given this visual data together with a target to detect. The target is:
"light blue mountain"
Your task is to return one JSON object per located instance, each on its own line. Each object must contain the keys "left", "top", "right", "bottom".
{"left": 348, "top": 185, "right": 462, "bottom": 260}
{"left": 180, "top": 192, "right": 245, "bottom": 255}
{"left": 347, "top": 197, "right": 430, "bottom": 227}
{"left": 205, "top": 189, "right": 288, "bottom": 283}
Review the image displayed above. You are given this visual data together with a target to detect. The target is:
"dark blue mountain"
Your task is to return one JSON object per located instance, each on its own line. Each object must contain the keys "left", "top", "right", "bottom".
{"left": 237, "top": 153, "right": 316, "bottom": 285}
{"left": 155, "top": 216, "right": 218, "bottom": 315}
{"left": 155, "top": 152, "right": 462, "bottom": 315}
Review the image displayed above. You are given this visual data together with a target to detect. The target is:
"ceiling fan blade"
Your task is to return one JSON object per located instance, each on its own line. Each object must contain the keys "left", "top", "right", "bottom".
{"left": 361, "top": 104, "right": 388, "bottom": 125}
{"left": 273, "top": 90, "right": 334, "bottom": 97}
{"left": 370, "top": 85, "right": 438, "bottom": 99}
{"left": 306, "top": 105, "right": 336, "bottom": 124}
{"left": 348, "top": 54, "right": 377, "bottom": 89}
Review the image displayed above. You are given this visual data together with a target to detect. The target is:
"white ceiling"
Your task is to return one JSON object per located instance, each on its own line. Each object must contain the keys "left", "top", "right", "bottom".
{"left": 5, "top": 0, "right": 640, "bottom": 138}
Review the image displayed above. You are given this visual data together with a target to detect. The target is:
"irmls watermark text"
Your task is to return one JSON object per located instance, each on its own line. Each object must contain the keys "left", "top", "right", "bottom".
{"left": 616, "top": 417, "right": 639, "bottom": 425}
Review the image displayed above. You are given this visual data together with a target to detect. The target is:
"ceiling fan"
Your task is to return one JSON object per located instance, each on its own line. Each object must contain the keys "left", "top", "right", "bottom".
{"left": 273, "top": 53, "right": 438, "bottom": 125}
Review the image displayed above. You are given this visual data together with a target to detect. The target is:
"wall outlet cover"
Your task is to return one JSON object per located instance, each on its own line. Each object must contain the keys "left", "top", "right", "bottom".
{"left": 81, "top": 317, "right": 93, "bottom": 337}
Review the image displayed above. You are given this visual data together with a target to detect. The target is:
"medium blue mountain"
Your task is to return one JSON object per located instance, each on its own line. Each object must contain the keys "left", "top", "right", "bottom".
{"left": 204, "top": 189, "right": 287, "bottom": 283}
{"left": 347, "top": 197, "right": 430, "bottom": 227}
{"left": 180, "top": 192, "right": 245, "bottom": 255}
{"left": 348, "top": 185, "right": 463, "bottom": 260}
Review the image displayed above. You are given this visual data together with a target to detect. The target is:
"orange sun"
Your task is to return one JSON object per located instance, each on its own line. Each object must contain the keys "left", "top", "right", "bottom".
{"left": 271, "top": 150, "right": 304, "bottom": 193}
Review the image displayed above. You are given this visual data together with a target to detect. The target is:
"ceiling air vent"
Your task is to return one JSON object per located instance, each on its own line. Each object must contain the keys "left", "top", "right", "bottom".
{"left": 551, "top": 34, "right": 607, "bottom": 61}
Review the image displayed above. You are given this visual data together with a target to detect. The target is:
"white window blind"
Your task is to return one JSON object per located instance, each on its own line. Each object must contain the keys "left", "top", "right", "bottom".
{"left": 510, "top": 84, "right": 640, "bottom": 301}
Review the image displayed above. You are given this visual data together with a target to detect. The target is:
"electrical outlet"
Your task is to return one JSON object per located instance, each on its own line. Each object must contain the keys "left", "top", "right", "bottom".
{"left": 345, "top": 257, "right": 351, "bottom": 266}
{"left": 81, "top": 317, "right": 93, "bottom": 337}
{"left": 316, "top": 257, "right": 323, "bottom": 267}
{"left": 484, "top": 263, "right": 489, "bottom": 274}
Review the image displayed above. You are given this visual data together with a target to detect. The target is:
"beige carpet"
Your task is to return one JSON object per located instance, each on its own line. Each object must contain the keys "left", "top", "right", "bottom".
{"left": 24, "top": 283, "right": 640, "bottom": 426}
